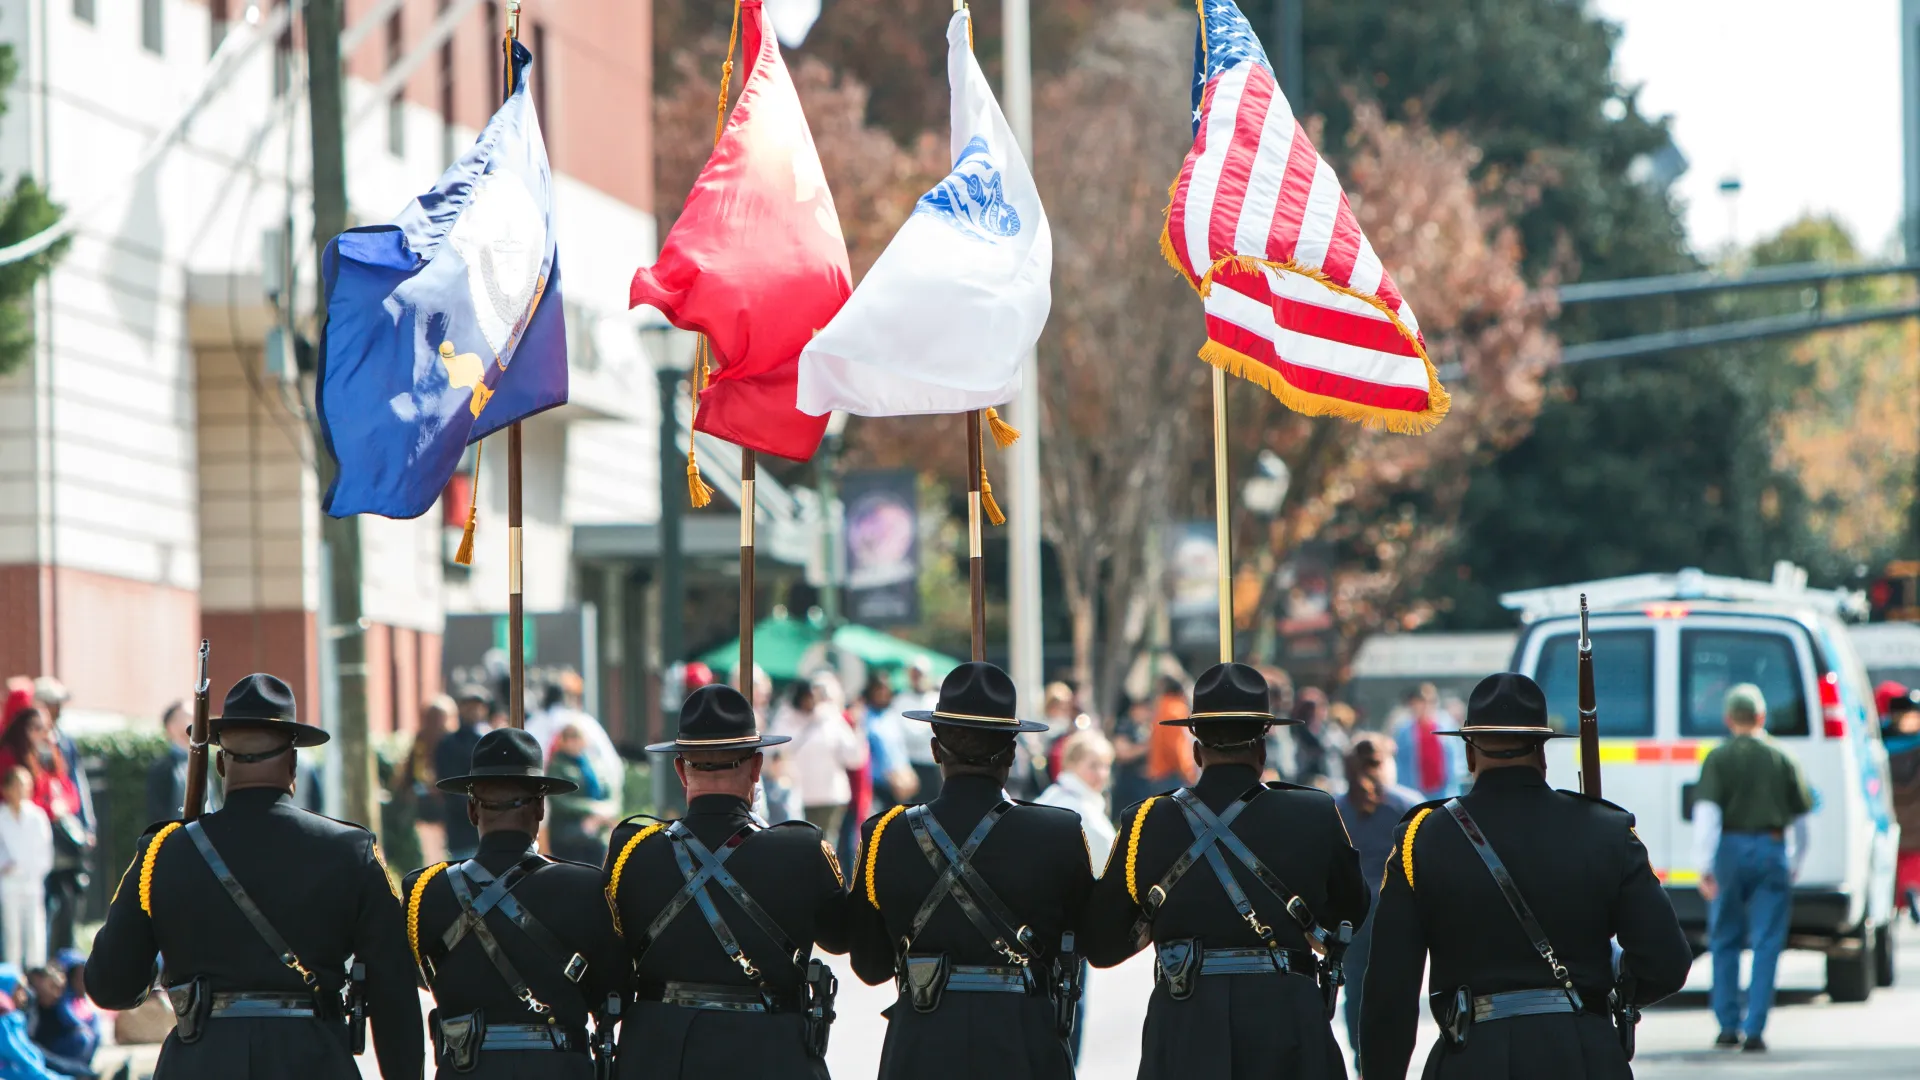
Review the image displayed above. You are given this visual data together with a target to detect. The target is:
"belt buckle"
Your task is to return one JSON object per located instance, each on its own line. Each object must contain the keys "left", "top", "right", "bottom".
{"left": 562, "top": 953, "right": 588, "bottom": 983}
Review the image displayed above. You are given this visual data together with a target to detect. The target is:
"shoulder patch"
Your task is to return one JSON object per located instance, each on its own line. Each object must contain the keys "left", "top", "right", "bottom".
{"left": 371, "top": 841, "right": 402, "bottom": 901}
{"left": 821, "top": 840, "right": 844, "bottom": 888}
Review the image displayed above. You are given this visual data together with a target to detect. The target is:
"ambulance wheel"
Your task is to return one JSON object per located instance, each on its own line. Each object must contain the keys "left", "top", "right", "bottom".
{"left": 1827, "top": 929, "right": 1874, "bottom": 1003}
{"left": 1874, "top": 921, "right": 1895, "bottom": 988}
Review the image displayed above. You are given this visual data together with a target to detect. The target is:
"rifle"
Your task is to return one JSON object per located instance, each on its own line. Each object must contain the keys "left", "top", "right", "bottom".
{"left": 182, "top": 641, "right": 212, "bottom": 821}
{"left": 1577, "top": 595, "right": 1602, "bottom": 799}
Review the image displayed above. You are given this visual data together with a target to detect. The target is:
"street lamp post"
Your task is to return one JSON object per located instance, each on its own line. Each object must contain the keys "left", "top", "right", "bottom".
{"left": 644, "top": 322, "right": 687, "bottom": 815}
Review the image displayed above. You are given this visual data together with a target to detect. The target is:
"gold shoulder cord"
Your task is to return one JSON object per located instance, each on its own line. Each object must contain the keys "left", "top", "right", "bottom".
{"left": 606, "top": 822, "right": 668, "bottom": 936}
{"left": 865, "top": 805, "right": 907, "bottom": 909}
{"left": 407, "top": 862, "right": 449, "bottom": 972}
{"left": 137, "top": 822, "right": 183, "bottom": 917}
{"left": 1125, "top": 796, "right": 1161, "bottom": 905}
{"left": 1401, "top": 807, "right": 1434, "bottom": 890}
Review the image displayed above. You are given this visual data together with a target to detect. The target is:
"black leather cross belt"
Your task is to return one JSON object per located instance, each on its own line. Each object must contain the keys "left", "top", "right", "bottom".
{"left": 1196, "top": 946, "right": 1318, "bottom": 977}
{"left": 1472, "top": 987, "right": 1582, "bottom": 1022}
{"left": 207, "top": 992, "right": 318, "bottom": 1020}
{"left": 944, "top": 964, "right": 1033, "bottom": 994}
{"left": 647, "top": 981, "right": 804, "bottom": 1013}
{"left": 479, "top": 1022, "right": 587, "bottom": 1052}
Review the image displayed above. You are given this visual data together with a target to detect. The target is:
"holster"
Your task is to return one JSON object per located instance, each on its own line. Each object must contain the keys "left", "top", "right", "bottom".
{"left": 901, "top": 954, "right": 949, "bottom": 1014}
{"left": 592, "top": 994, "right": 623, "bottom": 1080}
{"left": 802, "top": 958, "right": 838, "bottom": 1058}
{"left": 432, "top": 1008, "right": 484, "bottom": 1074}
{"left": 1610, "top": 983, "right": 1640, "bottom": 1062}
{"left": 1051, "top": 932, "right": 1084, "bottom": 1041}
{"left": 1318, "top": 921, "right": 1354, "bottom": 1022}
{"left": 345, "top": 960, "right": 368, "bottom": 1056}
{"left": 1430, "top": 987, "right": 1472, "bottom": 1049}
{"left": 1155, "top": 939, "right": 1200, "bottom": 1002}
{"left": 165, "top": 977, "right": 211, "bottom": 1045}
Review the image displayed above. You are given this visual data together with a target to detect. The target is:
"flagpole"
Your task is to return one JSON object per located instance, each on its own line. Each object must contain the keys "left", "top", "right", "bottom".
{"left": 503, "top": 1, "right": 527, "bottom": 728}
{"left": 966, "top": 411, "right": 986, "bottom": 661}
{"left": 739, "top": 450, "right": 756, "bottom": 691}
{"left": 1212, "top": 367, "right": 1232, "bottom": 663}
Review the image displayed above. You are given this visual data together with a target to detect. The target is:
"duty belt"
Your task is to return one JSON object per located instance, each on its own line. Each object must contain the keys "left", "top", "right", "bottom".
{"left": 943, "top": 963, "right": 1036, "bottom": 994}
{"left": 206, "top": 992, "right": 319, "bottom": 1020}
{"left": 1190, "top": 946, "right": 1318, "bottom": 978}
{"left": 646, "top": 980, "right": 806, "bottom": 1014}
{"left": 1473, "top": 987, "right": 1585, "bottom": 1023}
{"left": 478, "top": 1022, "right": 587, "bottom": 1052}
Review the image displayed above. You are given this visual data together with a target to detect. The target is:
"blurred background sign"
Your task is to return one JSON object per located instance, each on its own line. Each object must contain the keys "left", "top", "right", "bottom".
{"left": 842, "top": 469, "right": 920, "bottom": 627}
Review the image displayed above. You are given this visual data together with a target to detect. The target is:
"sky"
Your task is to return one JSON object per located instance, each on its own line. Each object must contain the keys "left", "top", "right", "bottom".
{"left": 1593, "top": 0, "right": 1905, "bottom": 259}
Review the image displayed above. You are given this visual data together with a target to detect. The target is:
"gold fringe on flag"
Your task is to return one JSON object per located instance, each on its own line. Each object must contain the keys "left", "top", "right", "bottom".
{"left": 978, "top": 412, "right": 1006, "bottom": 526}
{"left": 686, "top": 338, "right": 716, "bottom": 509}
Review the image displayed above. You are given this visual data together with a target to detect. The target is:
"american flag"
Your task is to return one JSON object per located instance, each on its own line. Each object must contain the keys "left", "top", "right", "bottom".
{"left": 1167, "top": 0, "right": 1448, "bottom": 432}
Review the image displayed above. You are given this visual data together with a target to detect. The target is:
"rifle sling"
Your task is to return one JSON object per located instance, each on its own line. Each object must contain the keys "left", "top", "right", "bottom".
{"left": 183, "top": 822, "right": 320, "bottom": 989}
{"left": 1443, "top": 798, "right": 1579, "bottom": 1005}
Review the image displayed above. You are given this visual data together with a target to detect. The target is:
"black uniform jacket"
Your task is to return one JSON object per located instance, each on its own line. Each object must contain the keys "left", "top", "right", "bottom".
{"left": 846, "top": 772, "right": 1095, "bottom": 1080}
{"left": 1081, "top": 764, "right": 1371, "bottom": 1080}
{"left": 403, "top": 829, "right": 628, "bottom": 1079}
{"left": 1358, "top": 765, "right": 1693, "bottom": 1080}
{"left": 86, "top": 787, "right": 424, "bottom": 1080}
{"left": 601, "top": 794, "right": 849, "bottom": 1080}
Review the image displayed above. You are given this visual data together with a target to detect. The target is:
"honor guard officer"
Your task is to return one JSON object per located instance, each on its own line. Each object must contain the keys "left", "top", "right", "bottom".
{"left": 1082, "top": 662, "right": 1370, "bottom": 1080}
{"left": 847, "top": 661, "right": 1094, "bottom": 1080}
{"left": 1359, "top": 673, "right": 1692, "bottom": 1080}
{"left": 405, "top": 728, "right": 628, "bottom": 1078}
{"left": 85, "top": 674, "right": 424, "bottom": 1080}
{"left": 603, "top": 684, "right": 849, "bottom": 1079}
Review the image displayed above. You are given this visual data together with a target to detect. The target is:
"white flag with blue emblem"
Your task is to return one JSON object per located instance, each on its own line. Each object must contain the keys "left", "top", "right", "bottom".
{"left": 796, "top": 10, "right": 1051, "bottom": 418}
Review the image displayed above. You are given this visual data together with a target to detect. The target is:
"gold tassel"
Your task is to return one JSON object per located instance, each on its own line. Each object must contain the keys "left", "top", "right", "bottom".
{"left": 686, "top": 338, "right": 716, "bottom": 508}
{"left": 985, "top": 407, "right": 1020, "bottom": 448}
{"left": 687, "top": 460, "right": 715, "bottom": 509}
{"left": 981, "top": 476, "right": 1006, "bottom": 527}
{"left": 454, "top": 440, "right": 484, "bottom": 566}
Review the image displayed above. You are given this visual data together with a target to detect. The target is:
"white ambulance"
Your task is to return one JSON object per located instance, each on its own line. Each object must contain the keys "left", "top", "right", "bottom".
{"left": 1503, "top": 567, "right": 1901, "bottom": 1002}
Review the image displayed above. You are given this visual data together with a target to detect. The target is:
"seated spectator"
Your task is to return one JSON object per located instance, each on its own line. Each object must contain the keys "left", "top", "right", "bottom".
{"left": 0, "top": 964, "right": 56, "bottom": 1080}
{"left": 22, "top": 967, "right": 91, "bottom": 1079}
{"left": 545, "top": 724, "right": 612, "bottom": 865}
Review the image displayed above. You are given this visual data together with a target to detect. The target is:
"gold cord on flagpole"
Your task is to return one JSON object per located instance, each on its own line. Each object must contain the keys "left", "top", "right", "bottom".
{"left": 715, "top": 0, "right": 744, "bottom": 144}
{"left": 984, "top": 406, "right": 1019, "bottom": 448}
{"left": 686, "top": 339, "right": 716, "bottom": 508}
{"left": 978, "top": 412, "right": 1006, "bottom": 526}
{"left": 453, "top": 439, "right": 484, "bottom": 566}
{"left": 1212, "top": 367, "right": 1232, "bottom": 663}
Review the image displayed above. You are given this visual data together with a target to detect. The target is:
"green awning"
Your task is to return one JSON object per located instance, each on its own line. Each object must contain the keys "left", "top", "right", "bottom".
{"left": 697, "top": 615, "right": 962, "bottom": 684}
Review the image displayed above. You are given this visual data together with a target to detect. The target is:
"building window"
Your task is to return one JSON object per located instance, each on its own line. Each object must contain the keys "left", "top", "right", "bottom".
{"left": 487, "top": 2, "right": 503, "bottom": 106}
{"left": 386, "top": 12, "right": 405, "bottom": 159}
{"left": 531, "top": 22, "right": 549, "bottom": 119}
{"left": 73, "top": 0, "right": 94, "bottom": 25}
{"left": 142, "top": 0, "right": 164, "bottom": 54}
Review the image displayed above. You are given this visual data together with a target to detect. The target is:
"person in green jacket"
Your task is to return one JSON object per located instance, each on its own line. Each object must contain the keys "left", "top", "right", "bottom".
{"left": 546, "top": 723, "right": 612, "bottom": 863}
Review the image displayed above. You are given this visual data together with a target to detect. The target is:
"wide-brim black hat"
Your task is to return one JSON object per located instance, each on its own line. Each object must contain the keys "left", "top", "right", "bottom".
{"left": 1436, "top": 672, "right": 1575, "bottom": 740}
{"left": 902, "top": 661, "right": 1048, "bottom": 733}
{"left": 209, "top": 673, "right": 330, "bottom": 748}
{"left": 646, "top": 684, "right": 791, "bottom": 754}
{"left": 1161, "top": 663, "right": 1300, "bottom": 727}
{"left": 436, "top": 727, "right": 578, "bottom": 795}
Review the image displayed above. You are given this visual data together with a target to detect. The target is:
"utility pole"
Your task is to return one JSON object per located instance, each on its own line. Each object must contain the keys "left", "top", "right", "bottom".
{"left": 1002, "top": 0, "right": 1044, "bottom": 717}
{"left": 306, "top": 0, "right": 376, "bottom": 830}
{"left": 1271, "top": 0, "right": 1303, "bottom": 104}
{"left": 653, "top": 361, "right": 686, "bottom": 817}
{"left": 1903, "top": 0, "right": 1920, "bottom": 549}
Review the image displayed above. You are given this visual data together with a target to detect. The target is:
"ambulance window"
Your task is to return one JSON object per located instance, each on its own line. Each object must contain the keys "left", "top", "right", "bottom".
{"left": 1534, "top": 630, "right": 1654, "bottom": 736}
{"left": 1680, "top": 630, "right": 1809, "bottom": 737}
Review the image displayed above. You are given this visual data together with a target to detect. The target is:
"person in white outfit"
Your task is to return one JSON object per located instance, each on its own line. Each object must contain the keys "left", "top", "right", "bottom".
{"left": 0, "top": 766, "right": 52, "bottom": 968}
{"left": 768, "top": 680, "right": 868, "bottom": 840}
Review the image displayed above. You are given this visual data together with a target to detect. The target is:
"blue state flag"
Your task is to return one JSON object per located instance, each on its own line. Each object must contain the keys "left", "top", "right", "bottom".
{"left": 318, "top": 41, "right": 566, "bottom": 519}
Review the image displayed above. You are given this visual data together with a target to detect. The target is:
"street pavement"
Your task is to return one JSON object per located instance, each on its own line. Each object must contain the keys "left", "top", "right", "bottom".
{"left": 85, "top": 922, "right": 1919, "bottom": 1078}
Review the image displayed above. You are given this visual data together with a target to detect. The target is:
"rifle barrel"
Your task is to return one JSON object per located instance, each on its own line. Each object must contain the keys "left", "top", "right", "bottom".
{"left": 182, "top": 641, "right": 212, "bottom": 821}
{"left": 1577, "top": 595, "right": 1602, "bottom": 798}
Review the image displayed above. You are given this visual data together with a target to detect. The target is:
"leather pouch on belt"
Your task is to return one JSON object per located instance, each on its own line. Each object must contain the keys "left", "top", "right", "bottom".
{"left": 1429, "top": 987, "right": 1471, "bottom": 1049}
{"left": 1156, "top": 940, "right": 1200, "bottom": 1001}
{"left": 436, "top": 1009, "right": 484, "bottom": 1073}
{"left": 165, "top": 978, "right": 210, "bottom": 1045}
{"left": 902, "top": 955, "right": 949, "bottom": 1014}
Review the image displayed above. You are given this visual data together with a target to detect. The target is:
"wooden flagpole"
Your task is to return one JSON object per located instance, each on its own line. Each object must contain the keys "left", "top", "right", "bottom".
{"left": 1212, "top": 367, "right": 1232, "bottom": 663}
{"left": 504, "top": 1, "right": 527, "bottom": 727}
{"left": 739, "top": 450, "right": 757, "bottom": 690}
{"left": 966, "top": 411, "right": 986, "bottom": 660}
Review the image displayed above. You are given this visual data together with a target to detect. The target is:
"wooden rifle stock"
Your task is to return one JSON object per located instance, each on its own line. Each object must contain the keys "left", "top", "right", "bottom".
{"left": 1577, "top": 595, "right": 1602, "bottom": 799}
{"left": 182, "top": 641, "right": 212, "bottom": 822}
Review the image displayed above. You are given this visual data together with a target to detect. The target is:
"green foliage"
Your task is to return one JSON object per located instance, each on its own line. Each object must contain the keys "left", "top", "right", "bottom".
{"left": 0, "top": 37, "right": 65, "bottom": 377}
{"left": 75, "top": 731, "right": 171, "bottom": 912}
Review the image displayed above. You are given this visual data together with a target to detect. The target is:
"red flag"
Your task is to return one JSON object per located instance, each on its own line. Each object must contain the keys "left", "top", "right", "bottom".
{"left": 631, "top": 0, "right": 849, "bottom": 461}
